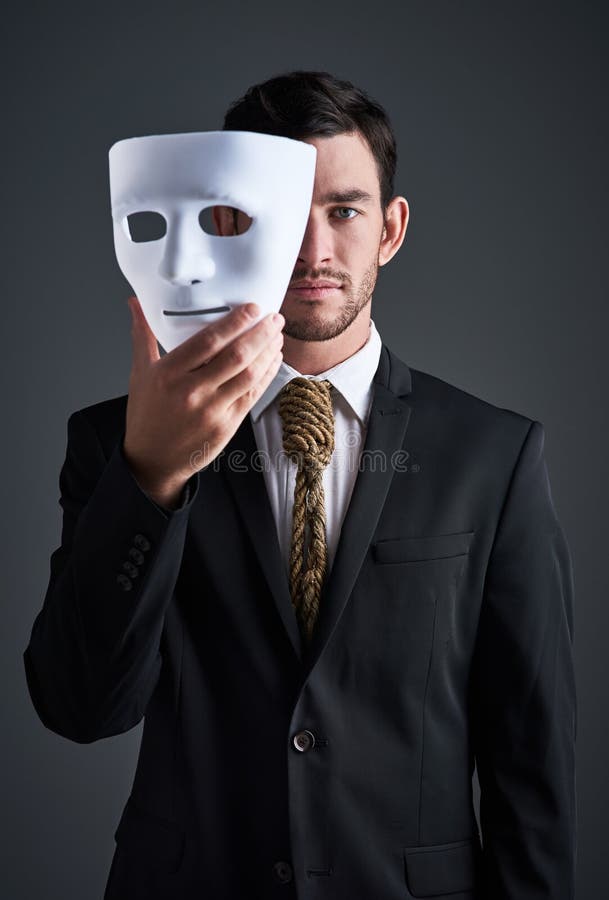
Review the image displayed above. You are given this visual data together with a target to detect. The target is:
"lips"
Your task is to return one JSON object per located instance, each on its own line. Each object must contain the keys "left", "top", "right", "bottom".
{"left": 290, "top": 282, "right": 341, "bottom": 289}
{"left": 288, "top": 284, "right": 342, "bottom": 300}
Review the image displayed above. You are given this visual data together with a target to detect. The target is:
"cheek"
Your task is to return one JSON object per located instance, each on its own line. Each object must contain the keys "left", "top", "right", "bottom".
{"left": 114, "top": 230, "right": 165, "bottom": 281}
{"left": 337, "top": 225, "right": 379, "bottom": 264}
{"left": 350, "top": 214, "right": 383, "bottom": 243}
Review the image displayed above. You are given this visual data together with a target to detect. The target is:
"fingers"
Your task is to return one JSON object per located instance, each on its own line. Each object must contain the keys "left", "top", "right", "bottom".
{"left": 168, "top": 303, "right": 266, "bottom": 372}
{"left": 217, "top": 329, "right": 284, "bottom": 408}
{"left": 128, "top": 296, "right": 160, "bottom": 369}
{"left": 200, "top": 308, "right": 284, "bottom": 388}
{"left": 227, "top": 341, "right": 284, "bottom": 418}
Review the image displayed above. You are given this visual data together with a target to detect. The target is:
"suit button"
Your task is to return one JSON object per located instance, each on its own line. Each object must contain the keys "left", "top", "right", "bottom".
{"left": 292, "top": 730, "right": 315, "bottom": 752}
{"left": 128, "top": 547, "right": 145, "bottom": 565}
{"left": 273, "top": 860, "right": 293, "bottom": 883}
{"left": 134, "top": 533, "right": 151, "bottom": 551}
{"left": 116, "top": 573, "right": 132, "bottom": 591}
{"left": 122, "top": 561, "right": 139, "bottom": 579}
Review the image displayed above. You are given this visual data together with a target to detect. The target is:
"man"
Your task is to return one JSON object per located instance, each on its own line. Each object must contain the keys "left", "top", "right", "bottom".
{"left": 24, "top": 71, "right": 576, "bottom": 899}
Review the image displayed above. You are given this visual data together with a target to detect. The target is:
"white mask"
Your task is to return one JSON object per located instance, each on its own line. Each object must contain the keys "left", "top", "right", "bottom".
{"left": 108, "top": 131, "right": 317, "bottom": 352}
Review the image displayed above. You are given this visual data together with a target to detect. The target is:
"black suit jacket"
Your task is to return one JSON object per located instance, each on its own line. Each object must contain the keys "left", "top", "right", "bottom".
{"left": 24, "top": 345, "right": 576, "bottom": 900}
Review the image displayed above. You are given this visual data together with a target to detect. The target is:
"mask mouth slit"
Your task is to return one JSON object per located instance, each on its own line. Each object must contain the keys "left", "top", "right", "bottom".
{"left": 163, "top": 306, "right": 231, "bottom": 316}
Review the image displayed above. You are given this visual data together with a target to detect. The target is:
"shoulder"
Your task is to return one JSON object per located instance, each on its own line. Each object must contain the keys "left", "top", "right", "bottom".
{"left": 412, "top": 364, "right": 530, "bottom": 424}
{"left": 67, "top": 393, "right": 129, "bottom": 459}
{"left": 384, "top": 345, "right": 537, "bottom": 453}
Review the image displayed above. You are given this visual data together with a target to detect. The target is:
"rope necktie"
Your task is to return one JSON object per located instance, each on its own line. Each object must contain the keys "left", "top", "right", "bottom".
{"left": 278, "top": 377, "right": 335, "bottom": 644}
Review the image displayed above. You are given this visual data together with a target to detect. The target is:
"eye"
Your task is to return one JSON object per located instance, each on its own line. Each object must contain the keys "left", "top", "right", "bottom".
{"left": 199, "top": 205, "right": 253, "bottom": 236}
{"left": 126, "top": 211, "right": 167, "bottom": 243}
{"left": 332, "top": 207, "right": 359, "bottom": 220}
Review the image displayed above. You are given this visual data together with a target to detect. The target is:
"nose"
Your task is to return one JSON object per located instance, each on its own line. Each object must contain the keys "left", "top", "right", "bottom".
{"left": 296, "top": 212, "right": 333, "bottom": 267}
{"left": 158, "top": 214, "right": 216, "bottom": 286}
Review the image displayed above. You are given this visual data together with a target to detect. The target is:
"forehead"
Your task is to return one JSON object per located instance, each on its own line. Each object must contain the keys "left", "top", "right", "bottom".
{"left": 109, "top": 131, "right": 316, "bottom": 213}
{"left": 302, "top": 132, "right": 381, "bottom": 202}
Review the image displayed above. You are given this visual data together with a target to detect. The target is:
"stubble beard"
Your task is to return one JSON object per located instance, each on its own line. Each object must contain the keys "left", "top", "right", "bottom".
{"left": 281, "top": 256, "right": 379, "bottom": 343}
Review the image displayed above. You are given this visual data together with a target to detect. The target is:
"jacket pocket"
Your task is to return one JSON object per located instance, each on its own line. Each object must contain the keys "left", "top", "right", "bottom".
{"left": 373, "top": 531, "right": 475, "bottom": 565}
{"left": 403, "top": 837, "right": 480, "bottom": 897}
{"left": 114, "top": 796, "right": 185, "bottom": 875}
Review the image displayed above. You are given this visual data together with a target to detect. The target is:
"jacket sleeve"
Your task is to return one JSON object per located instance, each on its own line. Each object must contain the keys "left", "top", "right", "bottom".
{"left": 471, "top": 419, "right": 577, "bottom": 898}
{"left": 23, "top": 408, "right": 200, "bottom": 744}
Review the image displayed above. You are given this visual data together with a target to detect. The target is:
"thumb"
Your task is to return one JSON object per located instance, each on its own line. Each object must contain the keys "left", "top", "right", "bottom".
{"left": 128, "top": 296, "right": 160, "bottom": 368}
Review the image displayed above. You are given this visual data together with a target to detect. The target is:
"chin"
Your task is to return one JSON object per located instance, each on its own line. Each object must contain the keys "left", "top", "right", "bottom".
{"left": 283, "top": 316, "right": 351, "bottom": 344}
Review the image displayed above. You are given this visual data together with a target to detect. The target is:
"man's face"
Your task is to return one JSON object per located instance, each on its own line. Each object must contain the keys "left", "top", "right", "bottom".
{"left": 222, "top": 131, "right": 405, "bottom": 343}
{"left": 282, "top": 132, "right": 388, "bottom": 342}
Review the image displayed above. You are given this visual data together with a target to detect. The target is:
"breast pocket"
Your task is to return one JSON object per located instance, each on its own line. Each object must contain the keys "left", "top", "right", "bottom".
{"left": 348, "top": 531, "right": 475, "bottom": 681}
{"left": 372, "top": 530, "right": 475, "bottom": 566}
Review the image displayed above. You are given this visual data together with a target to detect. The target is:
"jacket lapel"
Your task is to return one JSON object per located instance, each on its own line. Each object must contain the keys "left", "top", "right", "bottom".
{"left": 220, "top": 416, "right": 303, "bottom": 659}
{"left": 221, "top": 343, "right": 413, "bottom": 669}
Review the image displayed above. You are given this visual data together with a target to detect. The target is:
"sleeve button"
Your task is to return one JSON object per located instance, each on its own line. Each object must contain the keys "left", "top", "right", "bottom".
{"left": 134, "top": 534, "right": 151, "bottom": 551}
{"left": 129, "top": 547, "right": 145, "bottom": 565}
{"left": 116, "top": 573, "right": 133, "bottom": 591}
{"left": 122, "top": 561, "right": 139, "bottom": 578}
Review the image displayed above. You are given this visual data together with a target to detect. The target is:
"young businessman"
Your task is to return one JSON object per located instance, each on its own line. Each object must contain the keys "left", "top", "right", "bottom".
{"left": 24, "top": 70, "right": 576, "bottom": 900}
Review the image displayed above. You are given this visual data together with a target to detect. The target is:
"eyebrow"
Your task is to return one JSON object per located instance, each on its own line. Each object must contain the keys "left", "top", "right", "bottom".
{"left": 112, "top": 191, "right": 244, "bottom": 216}
{"left": 317, "top": 188, "right": 375, "bottom": 205}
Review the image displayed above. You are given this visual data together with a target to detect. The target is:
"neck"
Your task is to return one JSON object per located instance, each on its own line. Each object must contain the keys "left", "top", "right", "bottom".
{"left": 281, "top": 308, "right": 372, "bottom": 376}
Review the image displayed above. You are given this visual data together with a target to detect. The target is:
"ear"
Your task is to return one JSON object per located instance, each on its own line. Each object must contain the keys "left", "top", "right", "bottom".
{"left": 378, "top": 196, "right": 409, "bottom": 266}
{"left": 211, "top": 205, "right": 237, "bottom": 236}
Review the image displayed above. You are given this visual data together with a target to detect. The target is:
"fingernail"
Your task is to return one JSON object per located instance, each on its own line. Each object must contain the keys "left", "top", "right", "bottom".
{"left": 245, "top": 303, "right": 260, "bottom": 318}
{"left": 272, "top": 312, "right": 284, "bottom": 325}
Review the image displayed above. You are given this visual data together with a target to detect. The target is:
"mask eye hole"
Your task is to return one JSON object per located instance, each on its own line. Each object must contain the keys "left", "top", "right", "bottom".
{"left": 126, "top": 211, "right": 167, "bottom": 243}
{"left": 199, "top": 205, "right": 253, "bottom": 236}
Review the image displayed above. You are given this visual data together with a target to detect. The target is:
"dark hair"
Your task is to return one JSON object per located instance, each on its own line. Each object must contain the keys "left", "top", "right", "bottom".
{"left": 222, "top": 70, "right": 397, "bottom": 215}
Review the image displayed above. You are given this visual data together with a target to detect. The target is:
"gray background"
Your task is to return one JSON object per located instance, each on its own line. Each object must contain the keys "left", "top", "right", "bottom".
{"left": 2, "top": 1, "right": 607, "bottom": 897}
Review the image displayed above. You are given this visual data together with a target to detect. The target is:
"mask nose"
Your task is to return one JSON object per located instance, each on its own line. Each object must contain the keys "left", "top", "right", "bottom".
{"left": 158, "top": 215, "right": 216, "bottom": 286}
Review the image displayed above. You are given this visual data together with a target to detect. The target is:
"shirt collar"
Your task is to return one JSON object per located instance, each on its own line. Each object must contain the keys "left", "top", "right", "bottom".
{"left": 250, "top": 318, "right": 383, "bottom": 426}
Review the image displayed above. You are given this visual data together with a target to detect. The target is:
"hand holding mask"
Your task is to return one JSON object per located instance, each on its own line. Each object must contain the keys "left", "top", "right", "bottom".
{"left": 123, "top": 297, "right": 284, "bottom": 509}
{"left": 109, "top": 130, "right": 316, "bottom": 504}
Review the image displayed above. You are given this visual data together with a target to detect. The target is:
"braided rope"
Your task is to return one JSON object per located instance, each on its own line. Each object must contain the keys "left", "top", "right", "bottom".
{"left": 278, "top": 377, "right": 335, "bottom": 643}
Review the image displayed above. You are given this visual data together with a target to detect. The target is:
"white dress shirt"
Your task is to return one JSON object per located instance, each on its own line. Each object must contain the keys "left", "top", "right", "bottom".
{"left": 249, "top": 318, "right": 383, "bottom": 579}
